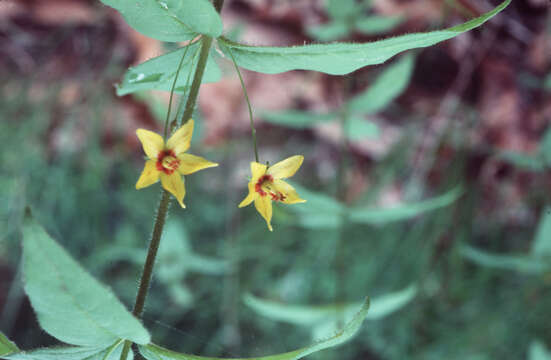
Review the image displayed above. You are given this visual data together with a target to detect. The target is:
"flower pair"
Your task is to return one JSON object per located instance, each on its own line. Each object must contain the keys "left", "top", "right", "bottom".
{"left": 135, "top": 120, "right": 305, "bottom": 230}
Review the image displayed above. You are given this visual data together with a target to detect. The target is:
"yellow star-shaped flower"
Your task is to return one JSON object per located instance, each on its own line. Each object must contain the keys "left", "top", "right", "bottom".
{"left": 239, "top": 155, "right": 306, "bottom": 231}
{"left": 135, "top": 119, "right": 218, "bottom": 208}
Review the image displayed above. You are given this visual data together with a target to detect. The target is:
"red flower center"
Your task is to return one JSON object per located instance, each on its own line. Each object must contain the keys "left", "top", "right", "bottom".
{"left": 156, "top": 150, "right": 180, "bottom": 175}
{"left": 255, "top": 174, "right": 286, "bottom": 201}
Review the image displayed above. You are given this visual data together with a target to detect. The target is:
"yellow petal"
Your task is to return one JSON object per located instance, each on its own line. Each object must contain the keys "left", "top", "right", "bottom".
{"left": 136, "top": 129, "right": 164, "bottom": 159}
{"left": 167, "top": 119, "right": 194, "bottom": 155}
{"left": 267, "top": 155, "right": 304, "bottom": 179}
{"left": 251, "top": 162, "right": 267, "bottom": 182}
{"left": 136, "top": 160, "right": 160, "bottom": 189}
{"left": 254, "top": 196, "right": 273, "bottom": 231}
{"left": 178, "top": 153, "right": 218, "bottom": 175}
{"left": 273, "top": 180, "right": 306, "bottom": 204}
{"left": 238, "top": 182, "right": 256, "bottom": 208}
{"left": 160, "top": 172, "right": 186, "bottom": 208}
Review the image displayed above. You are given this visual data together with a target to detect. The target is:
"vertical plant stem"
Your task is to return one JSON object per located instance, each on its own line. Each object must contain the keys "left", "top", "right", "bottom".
{"left": 119, "top": 16, "right": 224, "bottom": 357}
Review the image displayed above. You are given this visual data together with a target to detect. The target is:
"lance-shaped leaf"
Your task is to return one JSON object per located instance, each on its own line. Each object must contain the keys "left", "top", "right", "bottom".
{"left": 346, "top": 54, "right": 414, "bottom": 114}
{"left": 348, "top": 186, "right": 463, "bottom": 225}
{"left": 345, "top": 116, "right": 380, "bottom": 140}
{"left": 138, "top": 298, "right": 369, "bottom": 360}
{"left": 0, "top": 332, "right": 18, "bottom": 356}
{"left": 529, "top": 341, "right": 551, "bottom": 360}
{"left": 100, "top": 0, "right": 222, "bottom": 41}
{"left": 2, "top": 341, "right": 133, "bottom": 360}
{"left": 460, "top": 245, "right": 550, "bottom": 274}
{"left": 21, "top": 211, "right": 150, "bottom": 347}
{"left": 262, "top": 111, "right": 336, "bottom": 129}
{"left": 218, "top": 0, "right": 510, "bottom": 75}
{"left": 117, "top": 44, "right": 221, "bottom": 96}
{"left": 244, "top": 285, "right": 415, "bottom": 326}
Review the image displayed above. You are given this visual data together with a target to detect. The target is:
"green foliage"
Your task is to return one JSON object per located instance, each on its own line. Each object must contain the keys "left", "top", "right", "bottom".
{"left": 117, "top": 45, "right": 221, "bottom": 95}
{"left": 99, "top": 0, "right": 222, "bottom": 41}
{"left": 532, "top": 207, "right": 551, "bottom": 258}
{"left": 347, "top": 54, "right": 415, "bottom": 114}
{"left": 0, "top": 333, "right": 18, "bottom": 356}
{"left": 21, "top": 211, "right": 150, "bottom": 347}
{"left": 497, "top": 127, "right": 551, "bottom": 171}
{"left": 530, "top": 341, "right": 551, "bottom": 360}
{"left": 3, "top": 342, "right": 132, "bottom": 360}
{"left": 219, "top": 0, "right": 509, "bottom": 75}
{"left": 291, "top": 184, "right": 462, "bottom": 228}
{"left": 307, "top": 0, "right": 403, "bottom": 41}
{"left": 262, "top": 111, "right": 336, "bottom": 129}
{"left": 244, "top": 285, "right": 415, "bottom": 333}
{"left": 138, "top": 298, "right": 369, "bottom": 360}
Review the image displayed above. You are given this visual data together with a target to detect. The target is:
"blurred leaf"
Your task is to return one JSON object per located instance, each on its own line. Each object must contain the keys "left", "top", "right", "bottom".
{"left": 346, "top": 54, "right": 414, "bottom": 114}
{"left": 307, "top": 21, "right": 351, "bottom": 42}
{"left": 544, "top": 73, "right": 551, "bottom": 91}
{"left": 139, "top": 298, "right": 369, "bottom": 360}
{"left": 0, "top": 332, "right": 18, "bottom": 356}
{"left": 244, "top": 285, "right": 415, "bottom": 327}
{"left": 497, "top": 151, "right": 545, "bottom": 172}
{"left": 540, "top": 127, "right": 551, "bottom": 166}
{"left": 262, "top": 111, "right": 335, "bottom": 129}
{"left": 288, "top": 184, "right": 345, "bottom": 229}
{"left": 345, "top": 116, "right": 380, "bottom": 140}
{"left": 354, "top": 15, "right": 404, "bottom": 35}
{"left": 22, "top": 211, "right": 150, "bottom": 347}
{"left": 348, "top": 186, "right": 462, "bottom": 225}
{"left": 117, "top": 45, "right": 221, "bottom": 96}
{"left": 2, "top": 341, "right": 132, "bottom": 360}
{"left": 460, "top": 245, "right": 550, "bottom": 274}
{"left": 529, "top": 341, "right": 551, "bottom": 360}
{"left": 326, "top": 0, "right": 362, "bottom": 20}
{"left": 218, "top": 1, "right": 510, "bottom": 75}
{"left": 99, "top": 0, "right": 222, "bottom": 41}
{"left": 532, "top": 208, "right": 551, "bottom": 258}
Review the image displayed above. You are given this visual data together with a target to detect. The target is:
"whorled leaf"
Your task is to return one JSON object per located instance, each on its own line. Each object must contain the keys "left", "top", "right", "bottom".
{"left": 218, "top": 0, "right": 510, "bottom": 75}
{"left": 117, "top": 44, "right": 221, "bottom": 96}
{"left": 346, "top": 54, "right": 415, "bottom": 114}
{"left": 2, "top": 342, "right": 133, "bottom": 360}
{"left": 100, "top": 0, "right": 222, "bottom": 42}
{"left": 21, "top": 210, "right": 150, "bottom": 347}
{"left": 0, "top": 332, "right": 18, "bottom": 357}
{"left": 138, "top": 298, "right": 369, "bottom": 360}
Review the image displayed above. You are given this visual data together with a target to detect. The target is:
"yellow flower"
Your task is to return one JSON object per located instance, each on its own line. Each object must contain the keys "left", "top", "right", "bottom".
{"left": 238, "top": 155, "right": 306, "bottom": 231}
{"left": 135, "top": 119, "right": 218, "bottom": 208}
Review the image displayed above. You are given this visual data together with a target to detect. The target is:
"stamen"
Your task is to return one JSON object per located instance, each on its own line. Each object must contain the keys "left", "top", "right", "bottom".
{"left": 156, "top": 150, "right": 180, "bottom": 175}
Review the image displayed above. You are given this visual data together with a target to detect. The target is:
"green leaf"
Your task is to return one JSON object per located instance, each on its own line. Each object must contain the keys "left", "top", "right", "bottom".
{"left": 326, "top": 0, "right": 361, "bottom": 20}
{"left": 354, "top": 15, "right": 404, "bottom": 35}
{"left": 531, "top": 207, "right": 551, "bottom": 258}
{"left": 345, "top": 116, "right": 380, "bottom": 140}
{"left": 288, "top": 184, "right": 345, "bottom": 229}
{"left": 262, "top": 111, "right": 335, "bottom": 129}
{"left": 21, "top": 211, "right": 150, "bottom": 347}
{"left": 138, "top": 298, "right": 370, "bottom": 360}
{"left": 117, "top": 44, "right": 221, "bottom": 96}
{"left": 540, "top": 127, "right": 551, "bottom": 166}
{"left": 346, "top": 54, "right": 414, "bottom": 114}
{"left": 2, "top": 341, "right": 133, "bottom": 360}
{"left": 307, "top": 21, "right": 351, "bottom": 42}
{"left": 99, "top": 0, "right": 222, "bottom": 41}
{"left": 244, "top": 285, "right": 415, "bottom": 326}
{"left": 218, "top": 1, "right": 510, "bottom": 75}
{"left": 348, "top": 186, "right": 463, "bottom": 225}
{"left": 497, "top": 151, "right": 545, "bottom": 172}
{"left": 544, "top": 73, "right": 551, "bottom": 91}
{"left": 460, "top": 245, "right": 550, "bottom": 274}
{"left": 529, "top": 341, "right": 551, "bottom": 360}
{"left": 0, "top": 332, "right": 18, "bottom": 356}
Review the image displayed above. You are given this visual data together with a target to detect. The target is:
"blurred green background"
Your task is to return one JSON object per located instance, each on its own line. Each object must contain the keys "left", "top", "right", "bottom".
{"left": 1, "top": 0, "right": 550, "bottom": 359}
